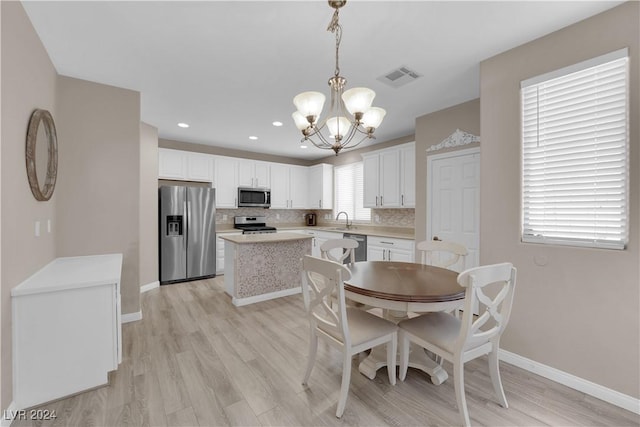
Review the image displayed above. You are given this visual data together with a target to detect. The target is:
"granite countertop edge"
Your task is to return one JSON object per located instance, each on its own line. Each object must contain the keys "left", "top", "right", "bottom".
{"left": 216, "top": 225, "right": 414, "bottom": 240}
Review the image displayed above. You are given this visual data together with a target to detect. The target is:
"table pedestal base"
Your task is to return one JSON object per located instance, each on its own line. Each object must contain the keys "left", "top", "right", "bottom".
{"left": 358, "top": 344, "right": 448, "bottom": 385}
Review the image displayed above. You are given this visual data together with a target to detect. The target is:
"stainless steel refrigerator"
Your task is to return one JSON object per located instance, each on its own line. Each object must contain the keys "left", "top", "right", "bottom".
{"left": 159, "top": 186, "right": 216, "bottom": 284}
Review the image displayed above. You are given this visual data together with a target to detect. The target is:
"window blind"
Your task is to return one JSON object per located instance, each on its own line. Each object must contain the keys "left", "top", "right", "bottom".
{"left": 334, "top": 162, "right": 371, "bottom": 221}
{"left": 521, "top": 49, "right": 629, "bottom": 250}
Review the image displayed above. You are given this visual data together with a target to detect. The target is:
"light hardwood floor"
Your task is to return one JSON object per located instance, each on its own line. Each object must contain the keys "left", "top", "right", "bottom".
{"left": 15, "top": 276, "right": 639, "bottom": 426}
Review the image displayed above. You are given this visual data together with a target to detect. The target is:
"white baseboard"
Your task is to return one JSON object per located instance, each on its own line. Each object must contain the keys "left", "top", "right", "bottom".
{"left": 1, "top": 401, "right": 18, "bottom": 427}
{"left": 121, "top": 311, "right": 142, "bottom": 324}
{"left": 232, "top": 287, "right": 301, "bottom": 307}
{"left": 140, "top": 281, "right": 159, "bottom": 293}
{"left": 500, "top": 349, "right": 640, "bottom": 415}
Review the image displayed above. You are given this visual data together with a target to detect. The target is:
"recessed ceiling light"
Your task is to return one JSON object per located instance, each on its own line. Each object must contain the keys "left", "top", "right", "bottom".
{"left": 300, "top": 145, "right": 308, "bottom": 149}
{"left": 249, "top": 136, "right": 258, "bottom": 140}
{"left": 272, "top": 121, "right": 283, "bottom": 127}
{"left": 177, "top": 122, "right": 189, "bottom": 128}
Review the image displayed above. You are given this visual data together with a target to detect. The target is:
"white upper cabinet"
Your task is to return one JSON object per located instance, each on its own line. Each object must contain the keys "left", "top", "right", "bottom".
{"left": 186, "top": 152, "right": 214, "bottom": 182}
{"left": 214, "top": 156, "right": 239, "bottom": 208}
{"left": 270, "top": 164, "right": 308, "bottom": 209}
{"left": 158, "top": 148, "right": 187, "bottom": 180}
{"left": 362, "top": 142, "right": 415, "bottom": 209}
{"left": 238, "top": 159, "right": 270, "bottom": 188}
{"left": 400, "top": 143, "right": 416, "bottom": 207}
{"left": 158, "top": 148, "right": 213, "bottom": 182}
{"left": 308, "top": 163, "right": 333, "bottom": 210}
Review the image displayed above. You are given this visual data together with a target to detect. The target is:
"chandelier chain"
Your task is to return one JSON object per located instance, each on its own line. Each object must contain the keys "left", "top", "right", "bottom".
{"left": 327, "top": 8, "right": 342, "bottom": 77}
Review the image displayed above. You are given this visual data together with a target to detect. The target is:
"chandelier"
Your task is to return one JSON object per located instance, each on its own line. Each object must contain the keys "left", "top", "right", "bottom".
{"left": 292, "top": 0, "right": 386, "bottom": 155}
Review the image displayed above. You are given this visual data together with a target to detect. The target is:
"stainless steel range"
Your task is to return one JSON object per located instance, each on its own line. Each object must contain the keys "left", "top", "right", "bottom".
{"left": 234, "top": 216, "right": 277, "bottom": 234}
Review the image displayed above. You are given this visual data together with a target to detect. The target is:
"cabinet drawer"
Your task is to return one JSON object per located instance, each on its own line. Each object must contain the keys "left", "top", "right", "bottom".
{"left": 368, "top": 236, "right": 414, "bottom": 251}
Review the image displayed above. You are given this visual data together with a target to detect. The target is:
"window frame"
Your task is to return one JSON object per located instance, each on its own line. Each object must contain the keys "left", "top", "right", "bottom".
{"left": 520, "top": 48, "right": 629, "bottom": 250}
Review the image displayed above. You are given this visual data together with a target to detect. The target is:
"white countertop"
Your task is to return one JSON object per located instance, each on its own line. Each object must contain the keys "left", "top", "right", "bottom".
{"left": 219, "top": 232, "right": 313, "bottom": 244}
{"left": 12, "top": 254, "right": 123, "bottom": 297}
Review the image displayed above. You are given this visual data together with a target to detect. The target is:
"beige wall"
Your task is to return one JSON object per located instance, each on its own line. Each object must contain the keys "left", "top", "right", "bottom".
{"left": 160, "top": 138, "right": 310, "bottom": 166}
{"left": 480, "top": 2, "right": 639, "bottom": 398}
{"left": 311, "top": 134, "right": 415, "bottom": 167}
{"left": 140, "top": 123, "right": 158, "bottom": 287}
{"left": 0, "top": 1, "right": 58, "bottom": 407}
{"left": 415, "top": 99, "right": 480, "bottom": 244}
{"left": 55, "top": 76, "right": 141, "bottom": 315}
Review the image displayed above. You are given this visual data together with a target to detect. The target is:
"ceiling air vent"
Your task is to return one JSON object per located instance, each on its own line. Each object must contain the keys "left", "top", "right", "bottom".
{"left": 377, "top": 66, "right": 422, "bottom": 88}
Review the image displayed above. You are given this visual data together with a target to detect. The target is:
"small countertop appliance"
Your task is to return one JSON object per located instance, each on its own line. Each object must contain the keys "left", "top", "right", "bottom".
{"left": 305, "top": 213, "right": 317, "bottom": 226}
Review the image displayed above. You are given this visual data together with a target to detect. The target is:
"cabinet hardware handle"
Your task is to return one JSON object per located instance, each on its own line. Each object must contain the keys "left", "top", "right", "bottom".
{"left": 383, "top": 249, "right": 386, "bottom": 261}
{"left": 388, "top": 250, "right": 391, "bottom": 261}
{"left": 376, "top": 196, "right": 378, "bottom": 206}
{"left": 234, "top": 198, "right": 237, "bottom": 208}
{"left": 319, "top": 199, "right": 322, "bottom": 209}
{"left": 380, "top": 241, "right": 394, "bottom": 245}
{"left": 401, "top": 194, "right": 404, "bottom": 206}
{"left": 381, "top": 196, "right": 383, "bottom": 206}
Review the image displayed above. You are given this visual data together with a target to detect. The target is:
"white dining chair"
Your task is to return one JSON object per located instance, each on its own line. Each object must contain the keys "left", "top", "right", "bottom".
{"left": 398, "top": 262, "right": 517, "bottom": 427}
{"left": 300, "top": 255, "right": 397, "bottom": 418}
{"left": 320, "top": 238, "right": 359, "bottom": 264}
{"left": 416, "top": 239, "right": 468, "bottom": 271}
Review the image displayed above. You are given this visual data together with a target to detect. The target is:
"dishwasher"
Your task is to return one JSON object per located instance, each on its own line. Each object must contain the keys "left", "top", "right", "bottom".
{"left": 342, "top": 233, "right": 367, "bottom": 263}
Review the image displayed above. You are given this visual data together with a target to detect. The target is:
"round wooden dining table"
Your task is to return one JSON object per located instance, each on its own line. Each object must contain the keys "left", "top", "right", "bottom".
{"left": 343, "top": 260, "right": 465, "bottom": 385}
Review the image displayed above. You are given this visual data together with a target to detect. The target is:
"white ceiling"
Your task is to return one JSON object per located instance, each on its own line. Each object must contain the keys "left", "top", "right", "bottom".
{"left": 22, "top": 0, "right": 622, "bottom": 160}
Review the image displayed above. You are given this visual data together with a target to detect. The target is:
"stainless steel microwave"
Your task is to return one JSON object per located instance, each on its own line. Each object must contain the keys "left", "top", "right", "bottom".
{"left": 237, "top": 187, "right": 271, "bottom": 208}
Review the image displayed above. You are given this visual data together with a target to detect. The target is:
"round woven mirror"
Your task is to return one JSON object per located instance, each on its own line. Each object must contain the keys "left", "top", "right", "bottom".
{"left": 26, "top": 109, "right": 58, "bottom": 201}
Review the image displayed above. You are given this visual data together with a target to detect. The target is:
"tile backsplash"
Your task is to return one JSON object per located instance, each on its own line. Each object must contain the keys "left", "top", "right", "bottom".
{"left": 217, "top": 207, "right": 415, "bottom": 229}
{"left": 216, "top": 208, "right": 312, "bottom": 226}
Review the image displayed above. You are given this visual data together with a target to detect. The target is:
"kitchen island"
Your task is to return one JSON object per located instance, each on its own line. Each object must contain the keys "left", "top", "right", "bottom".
{"left": 219, "top": 232, "right": 312, "bottom": 306}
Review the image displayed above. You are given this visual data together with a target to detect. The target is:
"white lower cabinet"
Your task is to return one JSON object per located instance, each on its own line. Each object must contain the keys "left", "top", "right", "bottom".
{"left": 289, "top": 229, "right": 342, "bottom": 258}
{"left": 367, "top": 236, "right": 414, "bottom": 262}
{"left": 11, "top": 254, "right": 123, "bottom": 410}
{"left": 216, "top": 232, "right": 242, "bottom": 274}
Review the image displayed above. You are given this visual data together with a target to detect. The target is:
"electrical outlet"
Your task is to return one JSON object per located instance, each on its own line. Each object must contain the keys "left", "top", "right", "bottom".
{"left": 375, "top": 215, "right": 381, "bottom": 223}
{"left": 47, "top": 219, "right": 51, "bottom": 233}
{"left": 35, "top": 221, "right": 40, "bottom": 237}
{"left": 222, "top": 214, "right": 227, "bottom": 221}
{"left": 276, "top": 213, "right": 280, "bottom": 219}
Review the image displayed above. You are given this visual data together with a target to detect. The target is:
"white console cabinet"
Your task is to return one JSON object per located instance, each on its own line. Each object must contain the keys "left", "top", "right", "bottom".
{"left": 11, "top": 254, "right": 123, "bottom": 409}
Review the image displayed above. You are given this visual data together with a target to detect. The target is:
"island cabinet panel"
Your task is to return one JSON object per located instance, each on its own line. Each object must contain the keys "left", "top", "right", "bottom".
{"left": 220, "top": 233, "right": 312, "bottom": 306}
{"left": 11, "top": 254, "right": 123, "bottom": 410}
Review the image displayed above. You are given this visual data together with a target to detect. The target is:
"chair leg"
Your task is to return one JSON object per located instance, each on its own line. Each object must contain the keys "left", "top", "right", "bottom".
{"left": 386, "top": 333, "right": 397, "bottom": 385}
{"left": 453, "top": 360, "right": 471, "bottom": 427}
{"left": 302, "top": 331, "right": 317, "bottom": 385}
{"left": 398, "top": 331, "right": 409, "bottom": 381}
{"left": 489, "top": 347, "right": 508, "bottom": 408}
{"left": 336, "top": 352, "right": 352, "bottom": 418}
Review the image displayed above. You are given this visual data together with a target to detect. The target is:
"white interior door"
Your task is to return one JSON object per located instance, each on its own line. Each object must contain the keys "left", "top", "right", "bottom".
{"left": 427, "top": 147, "right": 480, "bottom": 272}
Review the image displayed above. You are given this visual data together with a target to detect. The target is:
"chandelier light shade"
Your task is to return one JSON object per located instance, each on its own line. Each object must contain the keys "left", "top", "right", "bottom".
{"left": 292, "top": 0, "right": 386, "bottom": 155}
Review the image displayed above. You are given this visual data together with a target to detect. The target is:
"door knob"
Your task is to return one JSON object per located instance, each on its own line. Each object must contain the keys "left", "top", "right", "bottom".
{"left": 433, "top": 236, "right": 441, "bottom": 241}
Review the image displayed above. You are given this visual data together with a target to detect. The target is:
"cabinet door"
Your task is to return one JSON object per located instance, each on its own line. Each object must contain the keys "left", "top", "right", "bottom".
{"left": 400, "top": 145, "right": 415, "bottom": 208}
{"left": 237, "top": 159, "right": 255, "bottom": 187}
{"left": 379, "top": 150, "right": 401, "bottom": 207}
{"left": 290, "top": 166, "right": 309, "bottom": 209}
{"left": 388, "top": 248, "right": 413, "bottom": 263}
{"left": 186, "top": 153, "right": 213, "bottom": 182}
{"left": 367, "top": 245, "right": 385, "bottom": 261}
{"left": 254, "top": 162, "right": 270, "bottom": 188}
{"left": 158, "top": 149, "right": 187, "bottom": 180}
{"left": 362, "top": 155, "right": 380, "bottom": 208}
{"left": 214, "top": 157, "right": 239, "bottom": 208}
{"left": 307, "top": 166, "right": 322, "bottom": 209}
{"left": 270, "top": 164, "right": 289, "bottom": 209}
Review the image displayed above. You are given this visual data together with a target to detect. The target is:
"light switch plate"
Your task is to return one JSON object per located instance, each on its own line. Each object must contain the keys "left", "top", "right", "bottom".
{"left": 35, "top": 221, "right": 40, "bottom": 237}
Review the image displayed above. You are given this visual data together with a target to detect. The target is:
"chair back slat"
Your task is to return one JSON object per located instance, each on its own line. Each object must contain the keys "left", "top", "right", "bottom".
{"left": 455, "top": 263, "right": 516, "bottom": 351}
{"left": 417, "top": 240, "right": 468, "bottom": 271}
{"left": 320, "top": 238, "right": 359, "bottom": 264}
{"left": 301, "top": 255, "right": 352, "bottom": 345}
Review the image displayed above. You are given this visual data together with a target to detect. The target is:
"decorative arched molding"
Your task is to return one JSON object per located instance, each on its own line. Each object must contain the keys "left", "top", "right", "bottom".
{"left": 426, "top": 128, "right": 480, "bottom": 152}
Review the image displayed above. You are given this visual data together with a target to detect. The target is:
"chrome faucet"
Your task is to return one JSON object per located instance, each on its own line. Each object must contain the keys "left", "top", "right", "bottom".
{"left": 335, "top": 211, "right": 352, "bottom": 230}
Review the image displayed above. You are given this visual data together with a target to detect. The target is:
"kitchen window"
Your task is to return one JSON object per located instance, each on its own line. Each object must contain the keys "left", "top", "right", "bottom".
{"left": 334, "top": 162, "right": 371, "bottom": 222}
{"left": 521, "top": 48, "right": 629, "bottom": 250}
